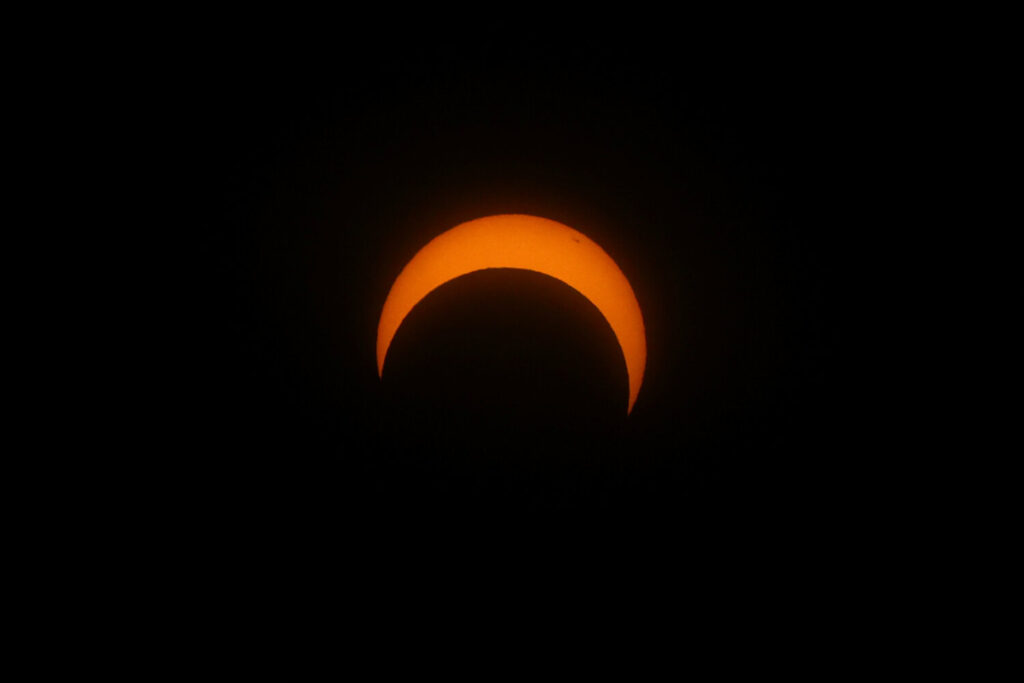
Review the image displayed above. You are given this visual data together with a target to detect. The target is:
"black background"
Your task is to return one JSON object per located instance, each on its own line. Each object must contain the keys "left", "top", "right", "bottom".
{"left": 174, "top": 33, "right": 860, "bottom": 553}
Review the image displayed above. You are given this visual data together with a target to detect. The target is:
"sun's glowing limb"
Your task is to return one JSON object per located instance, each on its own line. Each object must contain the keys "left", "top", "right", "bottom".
{"left": 377, "top": 214, "right": 647, "bottom": 414}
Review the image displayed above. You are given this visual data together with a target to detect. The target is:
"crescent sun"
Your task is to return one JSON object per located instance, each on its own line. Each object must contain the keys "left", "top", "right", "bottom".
{"left": 377, "top": 214, "right": 647, "bottom": 414}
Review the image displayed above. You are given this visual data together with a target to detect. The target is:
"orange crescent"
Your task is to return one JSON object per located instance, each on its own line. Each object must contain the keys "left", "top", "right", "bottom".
{"left": 377, "top": 214, "right": 647, "bottom": 414}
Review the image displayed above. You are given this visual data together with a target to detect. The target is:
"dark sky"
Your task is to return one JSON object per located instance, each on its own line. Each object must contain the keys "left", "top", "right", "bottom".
{"left": 175, "top": 37, "right": 855, "bottom": 547}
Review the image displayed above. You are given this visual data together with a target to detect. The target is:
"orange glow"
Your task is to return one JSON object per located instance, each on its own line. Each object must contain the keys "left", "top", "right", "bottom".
{"left": 377, "top": 215, "right": 646, "bottom": 414}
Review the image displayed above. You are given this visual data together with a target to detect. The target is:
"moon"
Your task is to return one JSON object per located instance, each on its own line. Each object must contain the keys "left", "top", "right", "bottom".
{"left": 377, "top": 214, "right": 647, "bottom": 414}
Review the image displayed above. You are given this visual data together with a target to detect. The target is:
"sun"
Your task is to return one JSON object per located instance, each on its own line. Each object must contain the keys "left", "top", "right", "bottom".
{"left": 377, "top": 214, "right": 646, "bottom": 413}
